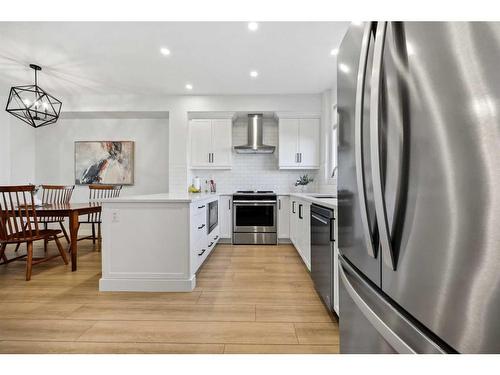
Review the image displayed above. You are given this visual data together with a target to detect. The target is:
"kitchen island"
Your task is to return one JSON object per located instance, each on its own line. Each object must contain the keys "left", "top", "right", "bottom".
{"left": 99, "top": 192, "right": 220, "bottom": 292}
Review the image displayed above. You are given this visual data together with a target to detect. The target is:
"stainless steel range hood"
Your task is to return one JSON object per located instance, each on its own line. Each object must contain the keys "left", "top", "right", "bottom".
{"left": 234, "top": 114, "right": 275, "bottom": 154}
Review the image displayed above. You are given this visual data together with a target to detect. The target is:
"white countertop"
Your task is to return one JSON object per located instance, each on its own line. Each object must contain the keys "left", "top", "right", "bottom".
{"left": 100, "top": 191, "right": 337, "bottom": 208}
{"left": 288, "top": 192, "right": 337, "bottom": 210}
{"left": 100, "top": 192, "right": 220, "bottom": 204}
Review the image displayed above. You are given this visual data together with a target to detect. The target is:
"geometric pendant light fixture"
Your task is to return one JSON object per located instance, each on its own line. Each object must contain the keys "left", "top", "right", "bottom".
{"left": 5, "top": 64, "right": 62, "bottom": 128}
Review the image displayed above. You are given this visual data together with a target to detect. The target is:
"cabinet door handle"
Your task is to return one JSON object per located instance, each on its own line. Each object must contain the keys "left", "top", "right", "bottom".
{"left": 292, "top": 201, "right": 296, "bottom": 214}
{"left": 299, "top": 204, "right": 303, "bottom": 219}
{"left": 198, "top": 205, "right": 205, "bottom": 209}
{"left": 229, "top": 199, "right": 231, "bottom": 210}
{"left": 214, "top": 236, "right": 219, "bottom": 241}
{"left": 198, "top": 249, "right": 206, "bottom": 256}
{"left": 208, "top": 241, "right": 214, "bottom": 247}
{"left": 198, "top": 224, "right": 205, "bottom": 229}
{"left": 278, "top": 199, "right": 281, "bottom": 210}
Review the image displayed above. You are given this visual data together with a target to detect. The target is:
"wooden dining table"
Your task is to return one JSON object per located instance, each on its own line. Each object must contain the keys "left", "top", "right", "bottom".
{"left": 33, "top": 203, "right": 101, "bottom": 271}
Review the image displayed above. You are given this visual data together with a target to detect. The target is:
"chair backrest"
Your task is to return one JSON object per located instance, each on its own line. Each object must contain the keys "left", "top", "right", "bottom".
{"left": 41, "top": 185, "right": 74, "bottom": 205}
{"left": 0, "top": 185, "right": 40, "bottom": 243}
{"left": 39, "top": 185, "right": 75, "bottom": 222}
{"left": 87, "top": 184, "right": 122, "bottom": 222}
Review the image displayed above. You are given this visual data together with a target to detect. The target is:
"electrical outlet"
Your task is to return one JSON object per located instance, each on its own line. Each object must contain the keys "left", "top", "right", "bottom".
{"left": 112, "top": 211, "right": 119, "bottom": 223}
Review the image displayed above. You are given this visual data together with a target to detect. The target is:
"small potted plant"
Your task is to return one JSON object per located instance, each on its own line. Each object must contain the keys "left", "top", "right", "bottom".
{"left": 295, "top": 174, "right": 314, "bottom": 193}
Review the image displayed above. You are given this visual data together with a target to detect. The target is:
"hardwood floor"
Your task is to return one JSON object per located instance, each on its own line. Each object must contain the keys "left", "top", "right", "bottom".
{"left": 0, "top": 241, "right": 339, "bottom": 354}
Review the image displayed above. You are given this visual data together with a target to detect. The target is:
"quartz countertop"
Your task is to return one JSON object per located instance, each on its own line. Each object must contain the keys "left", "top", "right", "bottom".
{"left": 288, "top": 192, "right": 337, "bottom": 210}
{"left": 100, "top": 191, "right": 337, "bottom": 208}
{"left": 100, "top": 192, "right": 220, "bottom": 204}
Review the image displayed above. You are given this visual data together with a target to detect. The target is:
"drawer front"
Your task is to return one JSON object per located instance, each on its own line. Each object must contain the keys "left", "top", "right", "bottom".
{"left": 191, "top": 234, "right": 208, "bottom": 273}
{"left": 192, "top": 211, "right": 207, "bottom": 243}
{"left": 191, "top": 201, "right": 208, "bottom": 217}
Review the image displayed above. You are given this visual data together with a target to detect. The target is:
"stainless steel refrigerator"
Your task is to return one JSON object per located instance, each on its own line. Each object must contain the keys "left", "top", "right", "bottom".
{"left": 337, "top": 22, "right": 500, "bottom": 354}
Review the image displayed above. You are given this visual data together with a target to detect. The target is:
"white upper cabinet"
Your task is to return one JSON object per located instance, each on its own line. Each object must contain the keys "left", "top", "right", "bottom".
{"left": 211, "top": 119, "right": 232, "bottom": 167}
{"left": 298, "top": 118, "right": 320, "bottom": 168}
{"left": 278, "top": 119, "right": 300, "bottom": 167}
{"left": 190, "top": 119, "right": 213, "bottom": 168}
{"left": 276, "top": 113, "right": 320, "bottom": 169}
{"left": 189, "top": 113, "right": 234, "bottom": 169}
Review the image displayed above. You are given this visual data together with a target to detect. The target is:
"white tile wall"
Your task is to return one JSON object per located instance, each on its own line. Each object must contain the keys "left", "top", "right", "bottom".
{"left": 191, "top": 118, "right": 319, "bottom": 194}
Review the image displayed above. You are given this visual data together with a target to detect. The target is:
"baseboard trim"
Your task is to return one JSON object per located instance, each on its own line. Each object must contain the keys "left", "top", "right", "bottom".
{"left": 99, "top": 276, "right": 196, "bottom": 292}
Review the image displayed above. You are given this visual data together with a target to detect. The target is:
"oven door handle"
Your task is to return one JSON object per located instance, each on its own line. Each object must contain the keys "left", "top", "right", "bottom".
{"left": 233, "top": 200, "right": 277, "bottom": 204}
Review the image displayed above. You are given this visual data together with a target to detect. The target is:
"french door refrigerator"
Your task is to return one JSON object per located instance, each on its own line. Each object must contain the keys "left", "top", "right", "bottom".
{"left": 337, "top": 22, "right": 500, "bottom": 354}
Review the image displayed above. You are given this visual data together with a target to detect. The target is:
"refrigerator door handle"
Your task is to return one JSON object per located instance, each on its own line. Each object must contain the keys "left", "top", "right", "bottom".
{"left": 339, "top": 256, "right": 447, "bottom": 354}
{"left": 355, "top": 21, "right": 377, "bottom": 259}
{"left": 370, "top": 22, "right": 397, "bottom": 271}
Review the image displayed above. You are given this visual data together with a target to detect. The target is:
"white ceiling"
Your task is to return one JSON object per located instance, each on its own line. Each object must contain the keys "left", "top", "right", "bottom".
{"left": 0, "top": 22, "right": 348, "bottom": 97}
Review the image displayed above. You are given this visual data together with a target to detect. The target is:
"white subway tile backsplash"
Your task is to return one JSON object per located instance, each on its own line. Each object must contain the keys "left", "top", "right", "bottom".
{"left": 190, "top": 118, "right": 319, "bottom": 193}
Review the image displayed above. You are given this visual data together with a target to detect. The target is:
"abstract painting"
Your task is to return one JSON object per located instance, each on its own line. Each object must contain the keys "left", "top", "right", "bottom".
{"left": 75, "top": 141, "right": 134, "bottom": 185}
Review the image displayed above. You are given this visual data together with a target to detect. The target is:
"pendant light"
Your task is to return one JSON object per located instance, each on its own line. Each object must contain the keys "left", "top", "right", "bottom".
{"left": 5, "top": 64, "right": 62, "bottom": 128}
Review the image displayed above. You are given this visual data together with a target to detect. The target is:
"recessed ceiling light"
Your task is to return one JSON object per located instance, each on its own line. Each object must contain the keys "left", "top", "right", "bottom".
{"left": 250, "top": 70, "right": 259, "bottom": 78}
{"left": 330, "top": 48, "right": 339, "bottom": 56}
{"left": 160, "top": 47, "right": 171, "bottom": 56}
{"left": 185, "top": 83, "right": 193, "bottom": 90}
{"left": 339, "top": 63, "right": 350, "bottom": 73}
{"left": 351, "top": 21, "right": 363, "bottom": 26}
{"left": 248, "top": 22, "right": 259, "bottom": 31}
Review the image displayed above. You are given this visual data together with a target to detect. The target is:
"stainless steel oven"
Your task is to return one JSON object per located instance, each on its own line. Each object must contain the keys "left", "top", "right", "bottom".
{"left": 232, "top": 191, "right": 277, "bottom": 245}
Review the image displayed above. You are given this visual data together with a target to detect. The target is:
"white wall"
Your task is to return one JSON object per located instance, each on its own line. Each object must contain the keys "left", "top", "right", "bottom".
{"left": 35, "top": 117, "right": 169, "bottom": 202}
{"left": 191, "top": 117, "right": 319, "bottom": 194}
{"left": 317, "top": 88, "right": 337, "bottom": 194}
{"left": 0, "top": 102, "right": 11, "bottom": 184}
{"left": 2, "top": 93, "right": 323, "bottom": 194}
{"left": 61, "top": 94, "right": 322, "bottom": 193}
{"left": 0, "top": 97, "right": 36, "bottom": 185}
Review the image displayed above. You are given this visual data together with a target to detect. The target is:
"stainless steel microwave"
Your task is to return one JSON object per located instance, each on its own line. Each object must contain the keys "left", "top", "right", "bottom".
{"left": 207, "top": 200, "right": 218, "bottom": 234}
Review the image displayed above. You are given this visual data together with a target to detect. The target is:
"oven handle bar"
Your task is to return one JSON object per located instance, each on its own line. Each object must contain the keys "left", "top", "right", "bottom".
{"left": 233, "top": 200, "right": 277, "bottom": 204}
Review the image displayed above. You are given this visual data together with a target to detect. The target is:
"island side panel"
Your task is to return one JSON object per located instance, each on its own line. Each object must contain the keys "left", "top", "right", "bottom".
{"left": 99, "top": 201, "right": 193, "bottom": 292}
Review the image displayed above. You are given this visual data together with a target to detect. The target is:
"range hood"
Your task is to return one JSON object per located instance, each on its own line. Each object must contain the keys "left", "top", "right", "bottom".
{"left": 234, "top": 114, "right": 275, "bottom": 154}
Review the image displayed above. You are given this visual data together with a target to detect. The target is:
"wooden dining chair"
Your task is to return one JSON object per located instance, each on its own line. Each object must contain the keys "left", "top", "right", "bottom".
{"left": 0, "top": 185, "right": 69, "bottom": 281}
{"left": 39, "top": 185, "right": 74, "bottom": 250}
{"left": 78, "top": 184, "right": 122, "bottom": 247}
{"left": 14, "top": 184, "right": 74, "bottom": 254}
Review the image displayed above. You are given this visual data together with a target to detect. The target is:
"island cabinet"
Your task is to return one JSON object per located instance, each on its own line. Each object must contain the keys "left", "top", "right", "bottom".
{"left": 99, "top": 193, "right": 220, "bottom": 292}
{"left": 190, "top": 199, "right": 220, "bottom": 274}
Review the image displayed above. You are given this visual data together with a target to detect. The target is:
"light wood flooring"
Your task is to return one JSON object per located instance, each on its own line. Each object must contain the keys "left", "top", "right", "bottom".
{"left": 0, "top": 241, "right": 339, "bottom": 354}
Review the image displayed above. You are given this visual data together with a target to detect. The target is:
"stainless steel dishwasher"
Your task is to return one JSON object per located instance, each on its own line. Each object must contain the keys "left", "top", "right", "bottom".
{"left": 311, "top": 204, "right": 335, "bottom": 312}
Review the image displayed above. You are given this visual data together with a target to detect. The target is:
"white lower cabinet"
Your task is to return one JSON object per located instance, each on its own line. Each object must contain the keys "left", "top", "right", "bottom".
{"left": 290, "top": 198, "right": 298, "bottom": 245}
{"left": 190, "top": 197, "right": 220, "bottom": 274}
{"left": 297, "top": 199, "right": 311, "bottom": 270}
{"left": 219, "top": 195, "right": 232, "bottom": 239}
{"left": 277, "top": 195, "right": 290, "bottom": 239}
{"left": 289, "top": 197, "right": 311, "bottom": 271}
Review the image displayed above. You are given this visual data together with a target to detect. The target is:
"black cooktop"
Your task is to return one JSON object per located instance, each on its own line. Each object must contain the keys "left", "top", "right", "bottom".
{"left": 236, "top": 190, "right": 274, "bottom": 194}
{"left": 233, "top": 190, "right": 276, "bottom": 201}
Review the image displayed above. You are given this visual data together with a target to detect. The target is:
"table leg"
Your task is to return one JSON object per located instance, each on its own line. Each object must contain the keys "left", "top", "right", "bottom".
{"left": 69, "top": 211, "right": 79, "bottom": 272}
